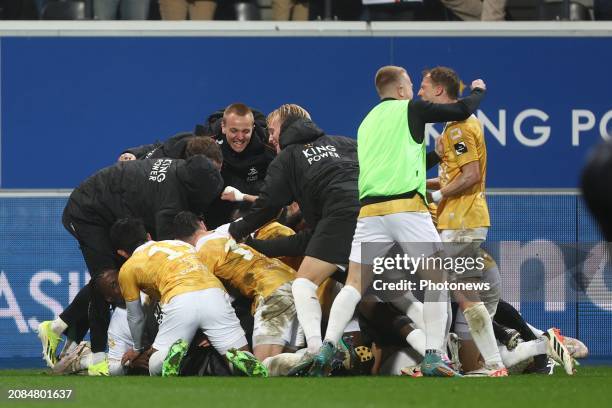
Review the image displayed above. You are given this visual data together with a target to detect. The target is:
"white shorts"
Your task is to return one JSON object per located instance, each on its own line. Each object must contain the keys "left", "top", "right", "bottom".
{"left": 440, "top": 227, "right": 489, "bottom": 280}
{"left": 252, "top": 282, "right": 304, "bottom": 349}
{"left": 107, "top": 307, "right": 133, "bottom": 362}
{"left": 349, "top": 212, "right": 442, "bottom": 265}
{"left": 153, "top": 288, "right": 247, "bottom": 356}
{"left": 440, "top": 227, "right": 488, "bottom": 256}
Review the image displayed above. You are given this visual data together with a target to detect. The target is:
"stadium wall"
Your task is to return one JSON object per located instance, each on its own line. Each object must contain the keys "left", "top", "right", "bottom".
{"left": 0, "top": 22, "right": 611, "bottom": 189}
{"left": 0, "top": 23, "right": 611, "bottom": 368}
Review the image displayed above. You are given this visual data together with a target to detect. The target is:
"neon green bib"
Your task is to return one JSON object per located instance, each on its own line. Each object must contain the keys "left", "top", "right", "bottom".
{"left": 357, "top": 99, "right": 426, "bottom": 201}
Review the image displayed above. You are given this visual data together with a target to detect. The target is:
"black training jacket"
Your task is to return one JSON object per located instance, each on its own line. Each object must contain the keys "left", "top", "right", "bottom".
{"left": 194, "top": 107, "right": 269, "bottom": 145}
{"left": 65, "top": 156, "right": 223, "bottom": 240}
{"left": 229, "top": 118, "right": 360, "bottom": 240}
{"left": 122, "top": 132, "right": 196, "bottom": 160}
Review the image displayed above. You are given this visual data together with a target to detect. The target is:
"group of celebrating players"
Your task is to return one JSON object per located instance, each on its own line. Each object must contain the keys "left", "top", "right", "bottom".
{"left": 36, "top": 65, "right": 588, "bottom": 378}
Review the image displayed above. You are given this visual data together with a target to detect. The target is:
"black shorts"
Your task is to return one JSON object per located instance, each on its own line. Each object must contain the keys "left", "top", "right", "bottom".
{"left": 62, "top": 203, "right": 119, "bottom": 278}
{"left": 304, "top": 208, "right": 358, "bottom": 265}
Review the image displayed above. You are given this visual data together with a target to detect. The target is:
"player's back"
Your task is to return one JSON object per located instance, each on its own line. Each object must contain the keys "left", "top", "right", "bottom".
{"left": 119, "top": 240, "right": 224, "bottom": 305}
{"left": 195, "top": 229, "right": 294, "bottom": 300}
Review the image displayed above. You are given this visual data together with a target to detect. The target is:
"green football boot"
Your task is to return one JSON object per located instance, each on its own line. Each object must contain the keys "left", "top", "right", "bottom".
{"left": 162, "top": 339, "right": 189, "bottom": 377}
{"left": 226, "top": 349, "right": 268, "bottom": 378}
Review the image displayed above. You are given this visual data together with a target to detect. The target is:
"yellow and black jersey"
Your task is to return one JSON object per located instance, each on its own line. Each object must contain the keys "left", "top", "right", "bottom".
{"left": 195, "top": 230, "right": 295, "bottom": 300}
{"left": 254, "top": 221, "right": 304, "bottom": 271}
{"left": 438, "top": 115, "right": 490, "bottom": 230}
{"left": 254, "top": 221, "right": 295, "bottom": 240}
{"left": 118, "top": 240, "right": 224, "bottom": 305}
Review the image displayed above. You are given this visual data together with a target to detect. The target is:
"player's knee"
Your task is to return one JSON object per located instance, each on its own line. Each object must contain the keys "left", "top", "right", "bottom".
{"left": 292, "top": 277, "right": 318, "bottom": 297}
{"left": 148, "top": 350, "right": 164, "bottom": 376}
{"left": 463, "top": 302, "right": 488, "bottom": 332}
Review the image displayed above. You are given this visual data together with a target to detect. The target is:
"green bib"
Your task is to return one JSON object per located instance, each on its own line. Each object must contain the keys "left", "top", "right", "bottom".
{"left": 357, "top": 99, "right": 426, "bottom": 201}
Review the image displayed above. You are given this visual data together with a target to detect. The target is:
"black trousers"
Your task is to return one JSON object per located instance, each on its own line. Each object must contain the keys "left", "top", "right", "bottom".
{"left": 60, "top": 203, "right": 117, "bottom": 353}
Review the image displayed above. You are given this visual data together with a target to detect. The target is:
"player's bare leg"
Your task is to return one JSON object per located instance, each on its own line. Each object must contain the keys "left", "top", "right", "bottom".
{"left": 253, "top": 344, "right": 285, "bottom": 361}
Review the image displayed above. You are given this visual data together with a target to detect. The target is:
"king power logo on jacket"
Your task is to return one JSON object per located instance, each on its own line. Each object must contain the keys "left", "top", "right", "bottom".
{"left": 302, "top": 144, "right": 340, "bottom": 165}
{"left": 149, "top": 159, "right": 173, "bottom": 183}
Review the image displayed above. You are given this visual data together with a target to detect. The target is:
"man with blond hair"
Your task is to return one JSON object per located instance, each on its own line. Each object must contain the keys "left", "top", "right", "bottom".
{"left": 303, "top": 65, "right": 487, "bottom": 377}
{"left": 229, "top": 105, "right": 361, "bottom": 376}
{"left": 267, "top": 104, "right": 311, "bottom": 153}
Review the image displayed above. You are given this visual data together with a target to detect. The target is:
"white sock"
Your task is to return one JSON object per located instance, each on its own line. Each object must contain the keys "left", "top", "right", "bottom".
{"left": 406, "top": 329, "right": 426, "bottom": 356}
{"left": 262, "top": 353, "right": 303, "bottom": 376}
{"left": 499, "top": 338, "right": 548, "bottom": 367}
{"left": 323, "top": 285, "right": 361, "bottom": 344}
{"left": 527, "top": 323, "right": 545, "bottom": 337}
{"left": 292, "top": 278, "right": 323, "bottom": 352}
{"left": 108, "top": 359, "right": 126, "bottom": 376}
{"left": 92, "top": 352, "right": 106, "bottom": 365}
{"left": 51, "top": 318, "right": 68, "bottom": 335}
{"left": 391, "top": 292, "right": 425, "bottom": 330}
{"left": 445, "top": 301, "right": 453, "bottom": 336}
{"left": 464, "top": 302, "right": 504, "bottom": 368}
{"left": 423, "top": 289, "right": 448, "bottom": 352}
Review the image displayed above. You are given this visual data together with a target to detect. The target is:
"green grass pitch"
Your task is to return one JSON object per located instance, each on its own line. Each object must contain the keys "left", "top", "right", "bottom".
{"left": 1, "top": 367, "right": 611, "bottom": 408}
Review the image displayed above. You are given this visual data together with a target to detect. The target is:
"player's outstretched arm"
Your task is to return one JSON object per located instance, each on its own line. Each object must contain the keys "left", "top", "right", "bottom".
{"left": 413, "top": 79, "right": 487, "bottom": 124}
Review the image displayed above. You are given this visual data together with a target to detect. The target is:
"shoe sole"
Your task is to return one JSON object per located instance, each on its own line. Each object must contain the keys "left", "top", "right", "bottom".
{"left": 37, "top": 324, "right": 57, "bottom": 368}
{"left": 162, "top": 341, "right": 188, "bottom": 377}
{"left": 422, "top": 365, "right": 462, "bottom": 377}
{"left": 52, "top": 343, "right": 88, "bottom": 375}
{"left": 547, "top": 329, "right": 574, "bottom": 375}
{"left": 227, "top": 350, "right": 268, "bottom": 378}
{"left": 287, "top": 357, "right": 314, "bottom": 377}
{"left": 506, "top": 332, "right": 521, "bottom": 351}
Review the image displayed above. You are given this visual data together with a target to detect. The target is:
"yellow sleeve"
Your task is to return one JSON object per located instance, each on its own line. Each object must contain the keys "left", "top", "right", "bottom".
{"left": 448, "top": 124, "right": 478, "bottom": 168}
{"left": 197, "top": 240, "right": 224, "bottom": 272}
{"left": 118, "top": 264, "right": 141, "bottom": 303}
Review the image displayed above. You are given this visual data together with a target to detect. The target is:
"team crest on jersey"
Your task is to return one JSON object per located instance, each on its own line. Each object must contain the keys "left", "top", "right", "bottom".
{"left": 247, "top": 167, "right": 259, "bottom": 182}
{"left": 454, "top": 141, "right": 468, "bottom": 155}
{"left": 450, "top": 128, "right": 463, "bottom": 140}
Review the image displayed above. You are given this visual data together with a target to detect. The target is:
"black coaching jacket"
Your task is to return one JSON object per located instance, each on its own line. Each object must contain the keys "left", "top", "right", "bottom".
{"left": 65, "top": 156, "right": 223, "bottom": 240}
{"left": 121, "top": 132, "right": 196, "bottom": 160}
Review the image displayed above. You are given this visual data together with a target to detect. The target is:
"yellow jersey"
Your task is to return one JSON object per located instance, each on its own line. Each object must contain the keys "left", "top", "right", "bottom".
{"left": 118, "top": 240, "right": 224, "bottom": 305}
{"left": 195, "top": 228, "right": 295, "bottom": 301}
{"left": 254, "top": 221, "right": 296, "bottom": 240}
{"left": 437, "top": 115, "right": 490, "bottom": 230}
{"left": 254, "top": 221, "right": 304, "bottom": 271}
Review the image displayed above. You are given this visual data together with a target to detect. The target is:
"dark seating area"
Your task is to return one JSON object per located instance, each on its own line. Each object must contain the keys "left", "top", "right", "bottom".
{"left": 0, "top": 0, "right": 608, "bottom": 21}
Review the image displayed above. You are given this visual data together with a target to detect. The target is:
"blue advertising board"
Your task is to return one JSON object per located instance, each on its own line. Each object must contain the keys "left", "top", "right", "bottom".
{"left": 1, "top": 193, "right": 611, "bottom": 368}
{"left": 1, "top": 36, "right": 611, "bottom": 188}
